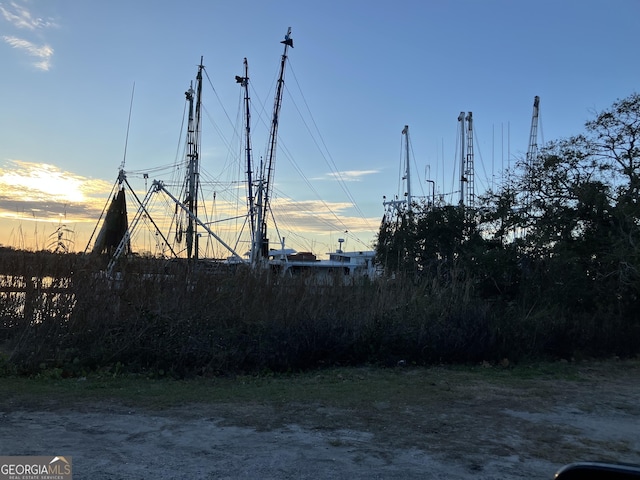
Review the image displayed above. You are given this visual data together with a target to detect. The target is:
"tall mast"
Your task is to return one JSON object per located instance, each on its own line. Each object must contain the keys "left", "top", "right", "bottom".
{"left": 465, "top": 112, "right": 474, "bottom": 208}
{"left": 383, "top": 125, "right": 412, "bottom": 215}
{"left": 524, "top": 95, "right": 540, "bottom": 214}
{"left": 185, "top": 57, "right": 204, "bottom": 261}
{"left": 458, "top": 112, "right": 465, "bottom": 205}
{"left": 526, "top": 96, "right": 540, "bottom": 170}
{"left": 402, "top": 125, "right": 411, "bottom": 213}
{"left": 236, "top": 58, "right": 256, "bottom": 254}
{"left": 255, "top": 27, "right": 293, "bottom": 262}
{"left": 522, "top": 95, "right": 540, "bottom": 221}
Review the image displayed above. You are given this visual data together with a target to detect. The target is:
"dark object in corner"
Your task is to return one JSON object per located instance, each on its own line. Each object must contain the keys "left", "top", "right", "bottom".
{"left": 555, "top": 462, "right": 640, "bottom": 480}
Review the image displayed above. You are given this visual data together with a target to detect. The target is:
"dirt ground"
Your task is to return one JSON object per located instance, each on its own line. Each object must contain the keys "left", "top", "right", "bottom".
{"left": 1, "top": 362, "right": 639, "bottom": 479}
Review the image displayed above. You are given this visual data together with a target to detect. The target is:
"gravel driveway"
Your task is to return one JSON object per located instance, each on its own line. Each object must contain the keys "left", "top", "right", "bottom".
{"left": 1, "top": 362, "right": 639, "bottom": 479}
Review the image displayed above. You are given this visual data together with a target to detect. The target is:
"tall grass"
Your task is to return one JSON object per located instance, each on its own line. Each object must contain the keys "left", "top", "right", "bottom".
{"left": 1, "top": 249, "right": 637, "bottom": 377}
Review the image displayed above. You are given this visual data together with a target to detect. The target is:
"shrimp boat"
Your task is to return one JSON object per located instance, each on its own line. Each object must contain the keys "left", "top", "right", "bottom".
{"left": 269, "top": 245, "right": 376, "bottom": 279}
{"left": 89, "top": 28, "right": 376, "bottom": 280}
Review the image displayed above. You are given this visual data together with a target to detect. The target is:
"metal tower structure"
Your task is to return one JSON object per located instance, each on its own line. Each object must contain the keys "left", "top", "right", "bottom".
{"left": 526, "top": 96, "right": 540, "bottom": 170}
{"left": 456, "top": 112, "right": 475, "bottom": 208}
{"left": 524, "top": 96, "right": 540, "bottom": 213}
{"left": 465, "top": 112, "right": 475, "bottom": 208}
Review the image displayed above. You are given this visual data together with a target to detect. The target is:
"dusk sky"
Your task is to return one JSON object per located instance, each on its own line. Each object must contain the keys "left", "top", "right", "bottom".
{"left": 1, "top": 0, "right": 638, "bottom": 257}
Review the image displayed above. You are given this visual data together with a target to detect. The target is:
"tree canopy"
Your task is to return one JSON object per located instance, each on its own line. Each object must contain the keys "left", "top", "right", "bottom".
{"left": 376, "top": 93, "right": 640, "bottom": 356}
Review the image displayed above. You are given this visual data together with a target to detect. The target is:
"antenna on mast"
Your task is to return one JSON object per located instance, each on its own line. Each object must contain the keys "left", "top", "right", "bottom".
{"left": 119, "top": 82, "right": 135, "bottom": 177}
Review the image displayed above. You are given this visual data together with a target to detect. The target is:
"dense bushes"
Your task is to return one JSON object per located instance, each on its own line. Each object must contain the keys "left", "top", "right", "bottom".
{"left": 1, "top": 247, "right": 637, "bottom": 378}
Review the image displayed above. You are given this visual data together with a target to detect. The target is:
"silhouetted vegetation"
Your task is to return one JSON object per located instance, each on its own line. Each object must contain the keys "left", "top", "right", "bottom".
{"left": 377, "top": 92, "right": 640, "bottom": 362}
{"left": 1, "top": 251, "right": 496, "bottom": 376}
{"left": 1, "top": 94, "right": 639, "bottom": 377}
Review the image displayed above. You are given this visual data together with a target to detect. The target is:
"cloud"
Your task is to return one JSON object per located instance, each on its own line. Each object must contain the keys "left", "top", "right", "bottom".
{"left": 270, "top": 197, "right": 375, "bottom": 234}
{"left": 1, "top": 1, "right": 56, "bottom": 70}
{"left": 0, "top": 1, "right": 55, "bottom": 30}
{"left": 320, "top": 170, "right": 379, "bottom": 182}
{"left": 2, "top": 35, "right": 53, "bottom": 70}
{"left": 0, "top": 160, "right": 113, "bottom": 222}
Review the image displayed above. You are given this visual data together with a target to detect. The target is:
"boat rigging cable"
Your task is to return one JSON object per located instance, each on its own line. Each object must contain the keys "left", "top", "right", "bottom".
{"left": 286, "top": 63, "right": 373, "bottom": 231}
{"left": 83, "top": 177, "right": 119, "bottom": 254}
{"left": 250, "top": 75, "right": 372, "bottom": 248}
{"left": 84, "top": 82, "right": 135, "bottom": 254}
{"left": 225, "top": 31, "right": 373, "bottom": 251}
{"left": 103, "top": 28, "right": 376, "bottom": 264}
{"left": 119, "top": 82, "right": 135, "bottom": 173}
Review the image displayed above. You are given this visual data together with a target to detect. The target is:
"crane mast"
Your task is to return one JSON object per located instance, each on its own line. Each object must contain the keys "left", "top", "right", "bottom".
{"left": 524, "top": 95, "right": 540, "bottom": 213}
{"left": 526, "top": 96, "right": 540, "bottom": 169}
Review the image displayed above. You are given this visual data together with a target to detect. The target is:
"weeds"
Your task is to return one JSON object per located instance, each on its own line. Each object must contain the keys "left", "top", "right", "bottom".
{"left": 0, "top": 248, "right": 638, "bottom": 377}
